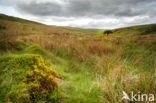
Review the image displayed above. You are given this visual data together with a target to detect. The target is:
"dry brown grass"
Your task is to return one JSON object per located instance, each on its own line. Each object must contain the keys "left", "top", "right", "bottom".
{"left": 86, "top": 41, "right": 113, "bottom": 55}
{"left": 16, "top": 33, "right": 115, "bottom": 63}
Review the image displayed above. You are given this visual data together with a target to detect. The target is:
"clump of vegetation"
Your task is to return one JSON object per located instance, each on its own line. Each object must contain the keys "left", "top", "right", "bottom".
{"left": 103, "top": 30, "right": 113, "bottom": 35}
{"left": 0, "top": 25, "right": 6, "bottom": 30}
{"left": 0, "top": 40, "right": 27, "bottom": 52}
{"left": 0, "top": 54, "right": 60, "bottom": 102}
{"left": 24, "top": 44, "right": 47, "bottom": 55}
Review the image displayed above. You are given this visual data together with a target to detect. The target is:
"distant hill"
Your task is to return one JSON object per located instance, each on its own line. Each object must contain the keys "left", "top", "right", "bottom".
{"left": 0, "top": 14, "right": 156, "bottom": 37}
{"left": 0, "top": 14, "right": 98, "bottom": 38}
{"left": 114, "top": 24, "right": 156, "bottom": 36}
{"left": 0, "top": 14, "right": 41, "bottom": 24}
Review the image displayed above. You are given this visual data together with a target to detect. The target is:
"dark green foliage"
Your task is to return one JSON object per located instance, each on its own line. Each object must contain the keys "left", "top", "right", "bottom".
{"left": 0, "top": 40, "right": 27, "bottom": 52}
{"left": 0, "top": 24, "right": 6, "bottom": 30}
{"left": 103, "top": 30, "right": 113, "bottom": 35}
{"left": 139, "top": 24, "right": 156, "bottom": 35}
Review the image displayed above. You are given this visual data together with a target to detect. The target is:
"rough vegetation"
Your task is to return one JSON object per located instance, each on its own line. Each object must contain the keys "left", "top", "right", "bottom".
{"left": 0, "top": 54, "right": 60, "bottom": 102}
{"left": 0, "top": 14, "right": 156, "bottom": 103}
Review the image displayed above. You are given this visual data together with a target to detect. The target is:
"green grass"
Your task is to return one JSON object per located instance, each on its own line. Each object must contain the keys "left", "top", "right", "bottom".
{"left": 0, "top": 14, "right": 156, "bottom": 103}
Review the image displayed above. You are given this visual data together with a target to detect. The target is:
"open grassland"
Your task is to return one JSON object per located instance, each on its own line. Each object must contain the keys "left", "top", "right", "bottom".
{"left": 0, "top": 14, "right": 156, "bottom": 103}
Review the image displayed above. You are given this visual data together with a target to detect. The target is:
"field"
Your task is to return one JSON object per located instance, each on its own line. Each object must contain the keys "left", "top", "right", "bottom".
{"left": 0, "top": 14, "right": 156, "bottom": 103}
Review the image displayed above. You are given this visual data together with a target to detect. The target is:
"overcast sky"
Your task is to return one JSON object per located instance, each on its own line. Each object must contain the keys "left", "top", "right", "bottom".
{"left": 0, "top": 0, "right": 156, "bottom": 29}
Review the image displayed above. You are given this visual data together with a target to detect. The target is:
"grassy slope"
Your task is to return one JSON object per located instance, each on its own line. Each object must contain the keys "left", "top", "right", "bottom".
{"left": 114, "top": 24, "right": 156, "bottom": 36}
{"left": 0, "top": 14, "right": 156, "bottom": 103}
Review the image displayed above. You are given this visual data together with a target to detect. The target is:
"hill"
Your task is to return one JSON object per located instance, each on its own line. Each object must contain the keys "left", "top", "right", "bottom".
{"left": 114, "top": 23, "right": 156, "bottom": 36}
{"left": 0, "top": 14, "right": 155, "bottom": 103}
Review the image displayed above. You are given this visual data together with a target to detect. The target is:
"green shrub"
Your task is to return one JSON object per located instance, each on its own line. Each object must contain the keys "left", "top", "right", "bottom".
{"left": 103, "top": 30, "right": 113, "bottom": 35}
{"left": 0, "top": 54, "right": 60, "bottom": 102}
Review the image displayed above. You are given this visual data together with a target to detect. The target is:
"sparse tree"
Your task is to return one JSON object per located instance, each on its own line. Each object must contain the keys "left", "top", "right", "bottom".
{"left": 103, "top": 30, "right": 113, "bottom": 36}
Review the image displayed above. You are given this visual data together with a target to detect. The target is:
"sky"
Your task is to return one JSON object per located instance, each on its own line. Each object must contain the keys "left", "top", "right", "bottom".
{"left": 0, "top": 0, "right": 156, "bottom": 29}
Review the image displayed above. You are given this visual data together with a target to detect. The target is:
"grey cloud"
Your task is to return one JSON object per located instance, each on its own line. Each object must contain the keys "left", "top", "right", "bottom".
{"left": 0, "top": 0, "right": 15, "bottom": 6}
{"left": 17, "top": 2, "right": 62, "bottom": 16}
{"left": 1, "top": 0, "right": 156, "bottom": 29}
{"left": 16, "top": 0, "right": 156, "bottom": 18}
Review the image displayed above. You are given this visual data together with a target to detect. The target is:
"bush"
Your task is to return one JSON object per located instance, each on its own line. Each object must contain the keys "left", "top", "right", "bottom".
{"left": 0, "top": 54, "right": 60, "bottom": 102}
{"left": 103, "top": 30, "right": 113, "bottom": 35}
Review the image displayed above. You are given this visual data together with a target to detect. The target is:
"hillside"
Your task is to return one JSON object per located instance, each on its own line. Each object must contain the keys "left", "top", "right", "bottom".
{"left": 0, "top": 14, "right": 156, "bottom": 103}
{"left": 114, "top": 23, "right": 156, "bottom": 36}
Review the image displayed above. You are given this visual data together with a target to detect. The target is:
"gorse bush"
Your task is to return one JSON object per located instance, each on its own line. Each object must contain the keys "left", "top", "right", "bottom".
{"left": 0, "top": 54, "right": 60, "bottom": 102}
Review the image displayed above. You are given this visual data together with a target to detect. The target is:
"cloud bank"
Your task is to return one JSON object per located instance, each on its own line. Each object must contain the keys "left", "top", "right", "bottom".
{"left": 0, "top": 0, "right": 156, "bottom": 28}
